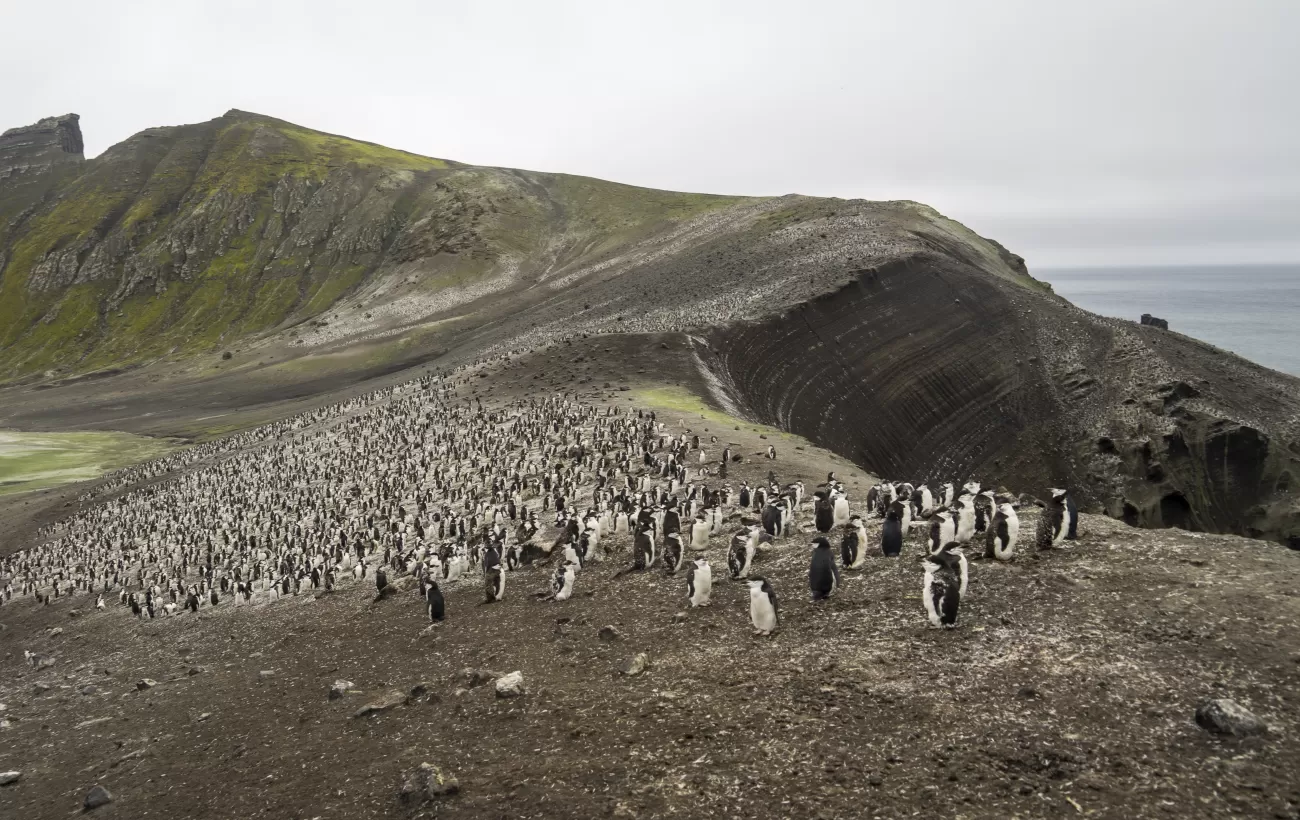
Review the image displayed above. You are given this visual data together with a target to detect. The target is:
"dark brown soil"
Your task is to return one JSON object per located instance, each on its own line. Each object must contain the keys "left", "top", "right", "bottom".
{"left": 2, "top": 383, "right": 1298, "bottom": 820}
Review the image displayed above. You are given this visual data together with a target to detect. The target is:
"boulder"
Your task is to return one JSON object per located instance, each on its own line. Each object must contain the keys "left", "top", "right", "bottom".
{"left": 0, "top": 771, "right": 20, "bottom": 786}
{"left": 598, "top": 625, "right": 623, "bottom": 642}
{"left": 398, "top": 762, "right": 460, "bottom": 804}
{"left": 135, "top": 679, "right": 157, "bottom": 691}
{"left": 621, "top": 653, "right": 649, "bottom": 677}
{"left": 329, "top": 679, "right": 355, "bottom": 700}
{"left": 1140, "top": 313, "right": 1170, "bottom": 330}
{"left": 494, "top": 671, "right": 525, "bottom": 698}
{"left": 83, "top": 785, "right": 113, "bottom": 810}
{"left": 1195, "top": 698, "right": 1267, "bottom": 736}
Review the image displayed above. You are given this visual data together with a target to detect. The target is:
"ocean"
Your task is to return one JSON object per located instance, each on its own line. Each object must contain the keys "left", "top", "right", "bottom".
{"left": 1037, "top": 264, "right": 1300, "bottom": 377}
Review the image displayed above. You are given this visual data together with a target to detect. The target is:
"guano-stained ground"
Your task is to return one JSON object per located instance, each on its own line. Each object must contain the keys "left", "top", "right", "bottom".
{"left": 1, "top": 373, "right": 1299, "bottom": 820}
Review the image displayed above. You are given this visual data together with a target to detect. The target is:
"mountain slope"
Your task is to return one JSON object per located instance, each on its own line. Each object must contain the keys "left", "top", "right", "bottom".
{"left": 0, "top": 111, "right": 1297, "bottom": 547}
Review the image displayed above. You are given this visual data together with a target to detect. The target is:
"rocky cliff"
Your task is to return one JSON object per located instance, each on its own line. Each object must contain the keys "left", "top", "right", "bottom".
{"left": 0, "top": 111, "right": 1297, "bottom": 546}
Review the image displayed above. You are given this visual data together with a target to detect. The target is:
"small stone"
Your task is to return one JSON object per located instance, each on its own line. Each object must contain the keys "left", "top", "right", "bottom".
{"left": 0, "top": 771, "right": 20, "bottom": 786}
{"left": 399, "top": 762, "right": 460, "bottom": 804}
{"left": 258, "top": 670, "right": 275, "bottom": 680}
{"left": 621, "top": 653, "right": 649, "bottom": 676}
{"left": 84, "top": 785, "right": 113, "bottom": 809}
{"left": 80, "top": 684, "right": 98, "bottom": 696}
{"left": 197, "top": 712, "right": 211, "bottom": 722}
{"left": 136, "top": 679, "right": 157, "bottom": 690}
{"left": 463, "top": 668, "right": 502, "bottom": 688}
{"left": 494, "top": 671, "right": 525, "bottom": 698}
{"left": 1016, "top": 686, "right": 1039, "bottom": 700}
{"left": 32, "top": 682, "right": 52, "bottom": 696}
{"left": 598, "top": 625, "right": 623, "bottom": 642}
{"left": 187, "top": 666, "right": 204, "bottom": 676}
{"left": 329, "top": 679, "right": 355, "bottom": 700}
{"left": 352, "top": 690, "right": 406, "bottom": 718}
{"left": 672, "top": 613, "right": 687, "bottom": 623}
{"left": 50, "top": 627, "right": 63, "bottom": 636}
{"left": 1195, "top": 698, "right": 1267, "bottom": 736}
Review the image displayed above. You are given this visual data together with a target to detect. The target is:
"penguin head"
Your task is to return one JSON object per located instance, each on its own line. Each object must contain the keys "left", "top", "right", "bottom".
{"left": 810, "top": 536, "right": 831, "bottom": 550}
{"left": 1049, "top": 488, "right": 1069, "bottom": 502}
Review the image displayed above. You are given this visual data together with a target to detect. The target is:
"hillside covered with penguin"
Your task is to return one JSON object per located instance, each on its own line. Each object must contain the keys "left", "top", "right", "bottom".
{"left": 2, "top": 345, "right": 1299, "bottom": 819}
{"left": 0, "top": 110, "right": 1299, "bottom": 819}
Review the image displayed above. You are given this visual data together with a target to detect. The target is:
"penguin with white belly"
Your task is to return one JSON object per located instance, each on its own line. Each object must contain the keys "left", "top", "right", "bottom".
{"left": 929, "top": 510, "right": 956, "bottom": 555}
{"left": 808, "top": 537, "right": 840, "bottom": 601}
{"left": 747, "top": 576, "right": 779, "bottom": 636}
{"left": 686, "top": 557, "right": 713, "bottom": 607}
{"left": 662, "top": 532, "right": 684, "bottom": 574}
{"left": 552, "top": 562, "right": 576, "bottom": 601}
{"left": 840, "top": 516, "right": 868, "bottom": 569}
{"left": 985, "top": 500, "right": 1019, "bottom": 561}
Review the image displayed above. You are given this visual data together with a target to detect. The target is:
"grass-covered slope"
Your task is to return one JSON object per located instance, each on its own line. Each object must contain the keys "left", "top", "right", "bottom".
{"left": 0, "top": 111, "right": 745, "bottom": 382}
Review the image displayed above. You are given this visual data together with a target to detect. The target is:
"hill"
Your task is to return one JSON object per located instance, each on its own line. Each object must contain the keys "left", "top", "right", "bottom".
{"left": 0, "top": 112, "right": 1297, "bottom": 547}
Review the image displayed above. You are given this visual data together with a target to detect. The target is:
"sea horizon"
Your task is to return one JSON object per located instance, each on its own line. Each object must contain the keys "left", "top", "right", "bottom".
{"left": 1036, "top": 263, "right": 1300, "bottom": 377}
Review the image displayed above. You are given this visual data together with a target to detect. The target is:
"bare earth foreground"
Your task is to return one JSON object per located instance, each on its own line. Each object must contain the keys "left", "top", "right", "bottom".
{"left": 1, "top": 377, "right": 1299, "bottom": 820}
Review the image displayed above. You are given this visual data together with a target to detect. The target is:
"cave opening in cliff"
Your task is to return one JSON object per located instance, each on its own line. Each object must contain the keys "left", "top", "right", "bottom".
{"left": 1160, "top": 492, "right": 1197, "bottom": 531}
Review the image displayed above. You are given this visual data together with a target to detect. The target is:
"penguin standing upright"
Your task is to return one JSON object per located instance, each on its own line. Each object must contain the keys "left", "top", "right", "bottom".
{"left": 832, "top": 491, "right": 850, "bottom": 528}
{"left": 426, "top": 579, "right": 446, "bottom": 621}
{"left": 928, "top": 510, "right": 956, "bottom": 554}
{"left": 1035, "top": 489, "right": 1069, "bottom": 550}
{"left": 662, "top": 533, "right": 683, "bottom": 574}
{"left": 686, "top": 557, "right": 712, "bottom": 607}
{"left": 914, "top": 484, "right": 935, "bottom": 519}
{"left": 747, "top": 576, "right": 779, "bottom": 636}
{"left": 551, "top": 562, "right": 575, "bottom": 601}
{"left": 974, "top": 489, "right": 996, "bottom": 534}
{"left": 953, "top": 494, "right": 976, "bottom": 543}
{"left": 375, "top": 568, "right": 388, "bottom": 597}
{"left": 891, "top": 498, "right": 913, "bottom": 535}
{"left": 761, "top": 499, "right": 784, "bottom": 538}
{"left": 1064, "top": 491, "right": 1080, "bottom": 540}
{"left": 808, "top": 537, "right": 840, "bottom": 600}
{"left": 689, "top": 515, "right": 711, "bottom": 552}
{"left": 633, "top": 525, "right": 657, "bottom": 570}
{"left": 813, "top": 493, "right": 835, "bottom": 534}
{"left": 483, "top": 548, "right": 505, "bottom": 602}
{"left": 881, "top": 505, "right": 904, "bottom": 557}
{"left": 985, "top": 501, "right": 1020, "bottom": 561}
{"left": 841, "top": 516, "right": 868, "bottom": 569}
{"left": 922, "top": 546, "right": 964, "bottom": 628}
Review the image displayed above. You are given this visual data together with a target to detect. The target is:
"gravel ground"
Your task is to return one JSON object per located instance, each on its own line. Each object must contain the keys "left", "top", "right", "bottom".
{"left": 1, "top": 386, "right": 1298, "bottom": 820}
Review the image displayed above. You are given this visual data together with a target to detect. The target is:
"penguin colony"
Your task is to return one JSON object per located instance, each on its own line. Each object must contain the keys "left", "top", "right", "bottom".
{"left": 0, "top": 361, "right": 1079, "bottom": 638}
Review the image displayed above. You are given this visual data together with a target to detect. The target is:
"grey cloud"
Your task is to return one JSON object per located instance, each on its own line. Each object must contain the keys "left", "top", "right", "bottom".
{"left": 1, "top": 0, "right": 1296, "bottom": 268}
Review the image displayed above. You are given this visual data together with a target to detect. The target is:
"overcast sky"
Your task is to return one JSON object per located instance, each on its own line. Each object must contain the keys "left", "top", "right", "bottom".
{"left": 3, "top": 0, "right": 1297, "bottom": 268}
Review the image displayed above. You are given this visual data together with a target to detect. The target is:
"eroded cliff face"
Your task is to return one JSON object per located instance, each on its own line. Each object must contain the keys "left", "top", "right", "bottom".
{"left": 702, "top": 255, "right": 1300, "bottom": 547}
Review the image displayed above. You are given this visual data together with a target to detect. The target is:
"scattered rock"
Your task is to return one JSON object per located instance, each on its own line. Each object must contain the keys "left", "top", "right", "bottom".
{"left": 398, "top": 762, "right": 460, "bottom": 804}
{"left": 621, "top": 653, "right": 649, "bottom": 676}
{"left": 0, "top": 771, "right": 20, "bottom": 786}
{"left": 197, "top": 712, "right": 211, "bottom": 722}
{"left": 49, "top": 627, "right": 63, "bottom": 636}
{"left": 463, "top": 668, "right": 502, "bottom": 688}
{"left": 83, "top": 784, "right": 113, "bottom": 809}
{"left": 672, "top": 613, "right": 687, "bottom": 623}
{"left": 80, "top": 684, "right": 98, "bottom": 696}
{"left": 32, "top": 682, "right": 52, "bottom": 696}
{"left": 494, "top": 671, "right": 525, "bottom": 698}
{"left": 598, "top": 625, "right": 624, "bottom": 642}
{"left": 1195, "top": 698, "right": 1267, "bottom": 736}
{"left": 258, "top": 670, "right": 275, "bottom": 680}
{"left": 329, "top": 679, "right": 355, "bottom": 700}
{"left": 352, "top": 690, "right": 406, "bottom": 718}
{"left": 187, "top": 666, "right": 204, "bottom": 676}
{"left": 136, "top": 679, "right": 157, "bottom": 691}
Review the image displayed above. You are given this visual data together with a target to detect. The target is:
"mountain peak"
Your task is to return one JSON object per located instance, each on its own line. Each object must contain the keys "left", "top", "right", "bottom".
{"left": 0, "top": 113, "right": 84, "bottom": 175}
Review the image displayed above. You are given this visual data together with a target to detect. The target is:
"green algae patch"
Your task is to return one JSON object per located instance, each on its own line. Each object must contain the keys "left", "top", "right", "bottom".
{"left": 0, "top": 430, "right": 178, "bottom": 495}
